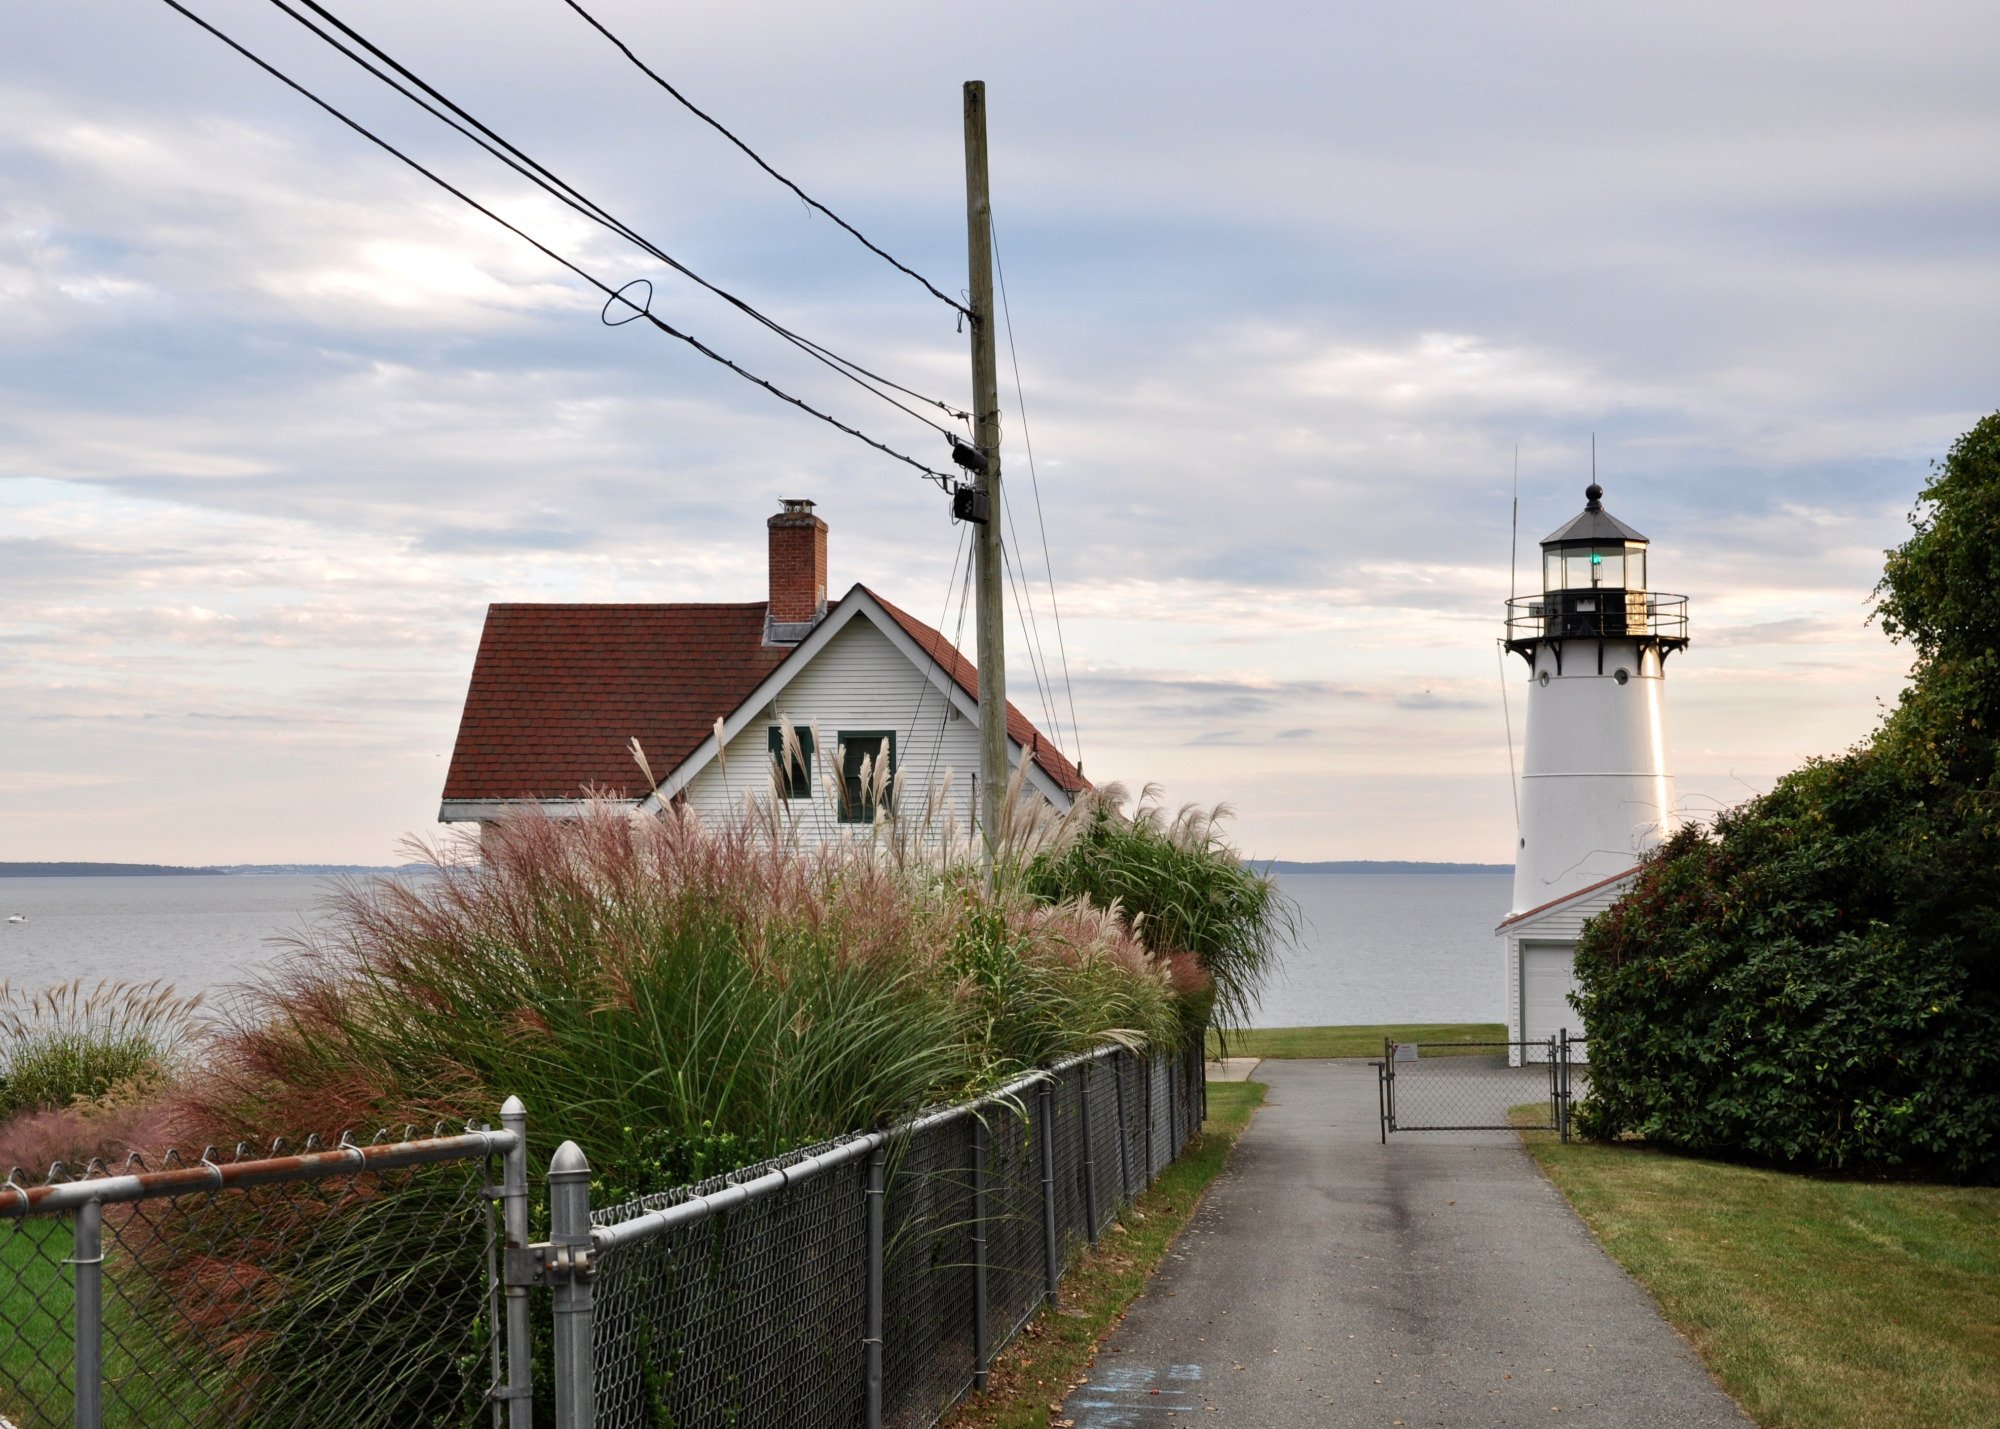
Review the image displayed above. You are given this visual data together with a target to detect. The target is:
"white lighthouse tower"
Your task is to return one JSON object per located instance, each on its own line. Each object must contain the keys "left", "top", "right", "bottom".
{"left": 1498, "top": 482, "right": 1688, "bottom": 1057}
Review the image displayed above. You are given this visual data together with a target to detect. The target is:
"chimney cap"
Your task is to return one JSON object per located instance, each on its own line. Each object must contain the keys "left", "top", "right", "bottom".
{"left": 779, "top": 497, "right": 816, "bottom": 514}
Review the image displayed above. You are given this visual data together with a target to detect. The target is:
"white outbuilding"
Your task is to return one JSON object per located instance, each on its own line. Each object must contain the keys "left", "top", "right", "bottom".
{"left": 1498, "top": 483, "right": 1690, "bottom": 1061}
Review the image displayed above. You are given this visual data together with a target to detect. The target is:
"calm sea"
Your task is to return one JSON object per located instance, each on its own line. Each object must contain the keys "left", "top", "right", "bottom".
{"left": 0, "top": 871, "right": 1511, "bottom": 1028}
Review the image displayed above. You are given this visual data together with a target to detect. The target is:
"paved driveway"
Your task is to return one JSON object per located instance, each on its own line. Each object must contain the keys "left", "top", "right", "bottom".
{"left": 1060, "top": 1059, "right": 1749, "bottom": 1427}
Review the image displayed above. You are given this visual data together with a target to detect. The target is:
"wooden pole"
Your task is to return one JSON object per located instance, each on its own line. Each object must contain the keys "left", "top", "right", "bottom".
{"left": 963, "top": 80, "right": 1006, "bottom": 887}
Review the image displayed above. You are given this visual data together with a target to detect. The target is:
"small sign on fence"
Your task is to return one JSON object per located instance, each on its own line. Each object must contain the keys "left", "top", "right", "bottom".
{"left": 1393, "top": 1042, "right": 1418, "bottom": 1063}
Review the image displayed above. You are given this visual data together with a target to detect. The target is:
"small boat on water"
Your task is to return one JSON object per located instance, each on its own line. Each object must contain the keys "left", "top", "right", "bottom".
{"left": 5, "top": 915, "right": 23, "bottom": 924}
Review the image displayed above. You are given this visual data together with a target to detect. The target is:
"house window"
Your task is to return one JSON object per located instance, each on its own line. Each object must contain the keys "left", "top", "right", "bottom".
{"left": 838, "top": 731, "right": 896, "bottom": 823}
{"left": 767, "top": 724, "right": 815, "bottom": 800}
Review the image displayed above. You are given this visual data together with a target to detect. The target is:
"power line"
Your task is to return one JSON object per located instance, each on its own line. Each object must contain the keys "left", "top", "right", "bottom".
{"left": 559, "top": 0, "right": 970, "bottom": 320}
{"left": 991, "top": 219, "right": 1083, "bottom": 766}
{"left": 1002, "top": 539, "right": 1063, "bottom": 748}
{"left": 264, "top": 0, "right": 968, "bottom": 437}
{"left": 155, "top": 0, "right": 957, "bottom": 489}
{"left": 912, "top": 519, "right": 970, "bottom": 814}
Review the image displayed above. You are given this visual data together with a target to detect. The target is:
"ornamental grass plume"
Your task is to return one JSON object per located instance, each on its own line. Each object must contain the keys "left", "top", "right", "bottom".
{"left": 183, "top": 798, "right": 1188, "bottom": 1187}
{"left": 1021, "top": 782, "right": 1290, "bottom": 1041}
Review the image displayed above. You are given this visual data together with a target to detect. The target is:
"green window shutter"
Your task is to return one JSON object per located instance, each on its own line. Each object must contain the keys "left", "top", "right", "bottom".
{"left": 837, "top": 731, "right": 896, "bottom": 823}
{"left": 767, "top": 724, "right": 815, "bottom": 800}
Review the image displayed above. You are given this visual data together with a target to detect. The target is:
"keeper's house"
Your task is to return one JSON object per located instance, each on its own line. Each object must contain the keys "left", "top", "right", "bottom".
{"left": 439, "top": 499, "right": 1086, "bottom": 839}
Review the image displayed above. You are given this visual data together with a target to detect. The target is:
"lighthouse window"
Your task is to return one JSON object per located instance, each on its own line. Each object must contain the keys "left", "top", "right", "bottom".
{"left": 1627, "top": 548, "right": 1646, "bottom": 590}
{"left": 1594, "top": 548, "right": 1626, "bottom": 588}
{"left": 1564, "top": 551, "right": 1594, "bottom": 589}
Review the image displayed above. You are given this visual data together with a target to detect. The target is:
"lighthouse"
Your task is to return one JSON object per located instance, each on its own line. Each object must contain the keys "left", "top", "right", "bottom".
{"left": 1498, "top": 482, "right": 1689, "bottom": 1057}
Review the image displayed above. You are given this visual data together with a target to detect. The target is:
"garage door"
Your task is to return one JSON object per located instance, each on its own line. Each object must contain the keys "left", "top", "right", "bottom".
{"left": 1521, "top": 941, "right": 1586, "bottom": 1062}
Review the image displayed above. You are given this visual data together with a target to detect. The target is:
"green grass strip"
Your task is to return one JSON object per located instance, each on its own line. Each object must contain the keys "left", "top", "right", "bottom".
{"left": 1210, "top": 1023, "right": 1504, "bottom": 1059}
{"left": 1522, "top": 1131, "right": 2000, "bottom": 1429}
{"left": 942, "top": 1080, "right": 1267, "bottom": 1429}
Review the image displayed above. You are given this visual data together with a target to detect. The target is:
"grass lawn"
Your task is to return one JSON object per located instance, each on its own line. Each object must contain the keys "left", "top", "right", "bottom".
{"left": 1523, "top": 1132, "right": 2000, "bottom": 1429}
{"left": 1209, "top": 1023, "right": 1503, "bottom": 1059}
{"left": 0, "top": 1218, "right": 73, "bottom": 1427}
{"left": 941, "top": 1079, "right": 1268, "bottom": 1429}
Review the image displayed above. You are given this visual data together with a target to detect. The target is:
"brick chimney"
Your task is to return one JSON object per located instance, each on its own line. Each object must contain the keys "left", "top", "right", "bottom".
{"left": 766, "top": 498, "right": 828, "bottom": 644}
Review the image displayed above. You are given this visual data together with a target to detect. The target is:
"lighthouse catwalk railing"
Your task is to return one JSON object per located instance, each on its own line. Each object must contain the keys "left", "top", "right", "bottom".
{"left": 1503, "top": 592, "right": 1689, "bottom": 650}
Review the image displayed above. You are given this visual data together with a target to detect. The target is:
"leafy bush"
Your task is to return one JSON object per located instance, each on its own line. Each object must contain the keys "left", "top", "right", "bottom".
{"left": 1574, "top": 412, "right": 2000, "bottom": 1178}
{"left": 1021, "top": 782, "right": 1289, "bottom": 1038}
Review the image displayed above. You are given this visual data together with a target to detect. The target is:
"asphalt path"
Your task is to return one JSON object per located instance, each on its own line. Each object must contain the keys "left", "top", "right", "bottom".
{"left": 1059, "top": 1058, "right": 1750, "bottom": 1428}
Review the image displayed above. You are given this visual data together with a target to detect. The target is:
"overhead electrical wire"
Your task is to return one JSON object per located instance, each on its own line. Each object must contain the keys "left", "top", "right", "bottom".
{"left": 912, "top": 519, "right": 971, "bottom": 812}
{"left": 263, "top": 0, "right": 969, "bottom": 436}
{"left": 1002, "top": 540, "right": 1065, "bottom": 749}
{"left": 991, "top": 219, "right": 1083, "bottom": 766}
{"left": 154, "top": 0, "right": 958, "bottom": 489}
{"left": 558, "top": 0, "right": 970, "bottom": 320}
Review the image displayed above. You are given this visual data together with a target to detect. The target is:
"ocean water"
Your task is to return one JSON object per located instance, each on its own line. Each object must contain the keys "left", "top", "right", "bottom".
{"left": 0, "top": 870, "right": 1513, "bottom": 1028}
{"left": 0, "top": 875, "right": 344, "bottom": 1015}
{"left": 1260, "top": 873, "right": 1510, "bottom": 1026}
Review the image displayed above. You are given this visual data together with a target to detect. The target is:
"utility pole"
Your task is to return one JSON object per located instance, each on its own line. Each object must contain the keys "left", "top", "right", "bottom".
{"left": 963, "top": 80, "right": 1006, "bottom": 886}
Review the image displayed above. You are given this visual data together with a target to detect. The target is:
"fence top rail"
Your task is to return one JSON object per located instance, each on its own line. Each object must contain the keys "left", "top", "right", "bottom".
{"left": 589, "top": 1040, "right": 1137, "bottom": 1257}
{"left": 0, "top": 1126, "right": 518, "bottom": 1220}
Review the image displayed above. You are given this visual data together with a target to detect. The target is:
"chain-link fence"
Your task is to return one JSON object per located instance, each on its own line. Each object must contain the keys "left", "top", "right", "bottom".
{"left": 563, "top": 1042, "right": 1202, "bottom": 1429}
{"left": 1374, "top": 1031, "right": 1587, "bottom": 1140}
{"left": 0, "top": 1118, "right": 526, "bottom": 1429}
{"left": 0, "top": 1043, "right": 1206, "bottom": 1428}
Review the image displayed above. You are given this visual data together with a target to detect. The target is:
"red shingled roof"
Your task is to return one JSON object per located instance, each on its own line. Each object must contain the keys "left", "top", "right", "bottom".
{"left": 441, "top": 590, "right": 1087, "bottom": 804}
{"left": 865, "top": 587, "right": 1089, "bottom": 795}
{"left": 442, "top": 602, "right": 786, "bottom": 801}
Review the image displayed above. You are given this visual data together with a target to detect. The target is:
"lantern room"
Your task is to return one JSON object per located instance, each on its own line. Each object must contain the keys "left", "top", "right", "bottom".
{"left": 1506, "top": 483, "right": 1687, "bottom": 655}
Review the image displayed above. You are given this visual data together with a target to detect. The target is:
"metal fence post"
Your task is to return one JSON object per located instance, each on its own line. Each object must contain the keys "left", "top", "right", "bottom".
{"left": 1143, "top": 1054, "right": 1155, "bottom": 1185}
{"left": 1079, "top": 1061, "right": 1099, "bottom": 1243}
{"left": 549, "top": 1142, "right": 595, "bottom": 1429}
{"left": 1037, "top": 1080, "right": 1060, "bottom": 1303}
{"left": 1198, "top": 1040, "right": 1209, "bottom": 1130}
{"left": 970, "top": 1118, "right": 990, "bottom": 1391}
{"left": 1113, "top": 1052, "right": 1132, "bottom": 1204}
{"left": 71, "top": 1199, "right": 103, "bottom": 1429}
{"left": 865, "top": 1144, "right": 886, "bottom": 1429}
{"left": 1558, "top": 1030, "right": 1571, "bottom": 1143}
{"left": 498, "top": 1097, "right": 534, "bottom": 1428}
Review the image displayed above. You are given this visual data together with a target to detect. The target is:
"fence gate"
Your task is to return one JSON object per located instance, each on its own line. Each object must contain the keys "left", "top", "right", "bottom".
{"left": 1374, "top": 1031, "right": 1584, "bottom": 1142}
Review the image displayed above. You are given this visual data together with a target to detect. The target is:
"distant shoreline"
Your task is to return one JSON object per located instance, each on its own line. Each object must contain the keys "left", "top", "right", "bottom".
{"left": 1259, "top": 860, "right": 1512, "bottom": 875}
{"left": 0, "top": 862, "right": 420, "bottom": 878}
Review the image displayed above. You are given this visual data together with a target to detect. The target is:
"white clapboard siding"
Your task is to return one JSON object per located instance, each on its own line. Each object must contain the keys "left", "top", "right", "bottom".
{"left": 680, "top": 616, "right": 988, "bottom": 843}
{"left": 1500, "top": 875, "right": 1630, "bottom": 1065}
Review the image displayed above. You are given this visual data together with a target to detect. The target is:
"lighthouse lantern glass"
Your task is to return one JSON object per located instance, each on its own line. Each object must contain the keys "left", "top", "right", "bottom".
{"left": 1545, "top": 542, "right": 1645, "bottom": 593}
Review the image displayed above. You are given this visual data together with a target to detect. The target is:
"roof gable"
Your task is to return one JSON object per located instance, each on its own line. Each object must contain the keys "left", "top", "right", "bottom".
{"left": 636, "top": 585, "right": 1088, "bottom": 809}
{"left": 440, "top": 588, "right": 1087, "bottom": 811}
{"left": 1497, "top": 864, "right": 1642, "bottom": 933}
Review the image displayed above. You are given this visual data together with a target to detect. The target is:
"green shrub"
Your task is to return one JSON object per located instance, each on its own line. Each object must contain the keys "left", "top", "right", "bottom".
{"left": 1574, "top": 412, "right": 2000, "bottom": 1179}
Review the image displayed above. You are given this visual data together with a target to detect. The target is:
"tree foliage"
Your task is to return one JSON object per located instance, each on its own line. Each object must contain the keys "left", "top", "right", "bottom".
{"left": 1574, "top": 412, "right": 2000, "bottom": 1178}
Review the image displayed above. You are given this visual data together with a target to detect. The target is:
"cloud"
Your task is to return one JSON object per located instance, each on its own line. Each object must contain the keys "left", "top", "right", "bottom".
{"left": 3, "top": 0, "right": 1992, "bottom": 861}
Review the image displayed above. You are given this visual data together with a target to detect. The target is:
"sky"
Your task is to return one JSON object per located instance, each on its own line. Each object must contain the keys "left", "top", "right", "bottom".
{"left": 4, "top": 0, "right": 1998, "bottom": 865}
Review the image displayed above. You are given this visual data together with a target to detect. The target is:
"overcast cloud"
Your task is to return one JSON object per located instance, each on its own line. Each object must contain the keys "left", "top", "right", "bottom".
{"left": 4, "top": 0, "right": 1995, "bottom": 862}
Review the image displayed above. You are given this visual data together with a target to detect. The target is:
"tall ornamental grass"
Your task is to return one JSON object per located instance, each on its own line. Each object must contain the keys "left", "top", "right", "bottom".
{"left": 186, "top": 800, "right": 1191, "bottom": 1193}
{"left": 0, "top": 978, "right": 200, "bottom": 1122}
{"left": 135, "top": 800, "right": 1200, "bottom": 1426}
{"left": 1022, "top": 783, "right": 1291, "bottom": 1040}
